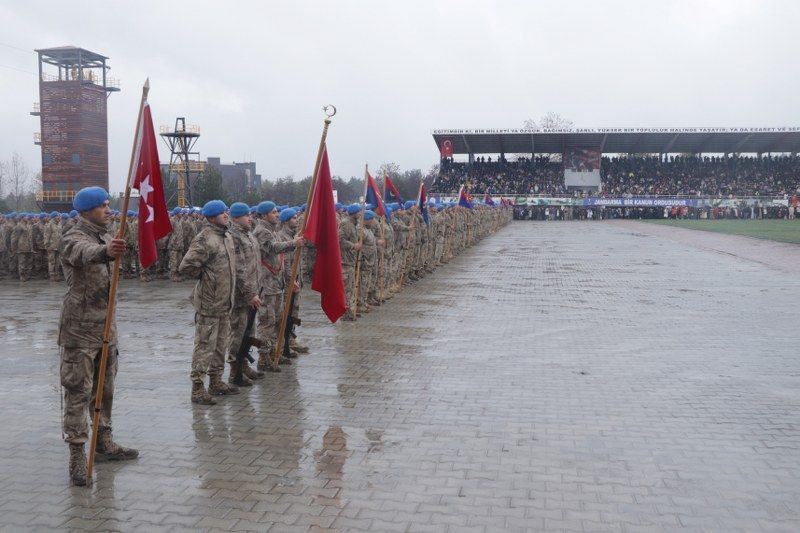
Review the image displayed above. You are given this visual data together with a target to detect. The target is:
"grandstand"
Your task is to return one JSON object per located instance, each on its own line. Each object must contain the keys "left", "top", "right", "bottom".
{"left": 430, "top": 128, "right": 800, "bottom": 213}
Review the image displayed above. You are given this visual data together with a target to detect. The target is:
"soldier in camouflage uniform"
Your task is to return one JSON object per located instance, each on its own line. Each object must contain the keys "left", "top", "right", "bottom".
{"left": 179, "top": 200, "right": 239, "bottom": 404}
{"left": 357, "top": 210, "right": 377, "bottom": 313}
{"left": 226, "top": 202, "right": 263, "bottom": 386}
{"left": 252, "top": 201, "right": 303, "bottom": 370}
{"left": 338, "top": 204, "right": 362, "bottom": 320}
{"left": 46, "top": 213, "right": 65, "bottom": 281}
{"left": 168, "top": 208, "right": 185, "bottom": 281}
{"left": 12, "top": 215, "right": 34, "bottom": 281}
{"left": 58, "top": 186, "right": 138, "bottom": 486}
{"left": 0, "top": 214, "right": 8, "bottom": 279}
{"left": 276, "top": 207, "right": 309, "bottom": 355}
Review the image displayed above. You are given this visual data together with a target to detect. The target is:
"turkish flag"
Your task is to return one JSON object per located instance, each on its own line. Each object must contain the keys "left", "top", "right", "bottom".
{"left": 440, "top": 139, "right": 454, "bottom": 158}
{"left": 304, "top": 146, "right": 346, "bottom": 323}
{"left": 132, "top": 103, "right": 172, "bottom": 269}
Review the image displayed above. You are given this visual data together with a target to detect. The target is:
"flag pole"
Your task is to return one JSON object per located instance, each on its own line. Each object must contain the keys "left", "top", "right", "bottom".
{"left": 271, "top": 106, "right": 335, "bottom": 369}
{"left": 86, "top": 78, "right": 149, "bottom": 483}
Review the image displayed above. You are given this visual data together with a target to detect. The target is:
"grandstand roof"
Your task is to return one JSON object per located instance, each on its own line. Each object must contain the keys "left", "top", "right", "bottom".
{"left": 431, "top": 127, "right": 800, "bottom": 155}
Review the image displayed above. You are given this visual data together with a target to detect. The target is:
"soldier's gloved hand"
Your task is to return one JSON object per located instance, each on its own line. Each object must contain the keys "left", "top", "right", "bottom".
{"left": 250, "top": 295, "right": 262, "bottom": 309}
{"left": 293, "top": 234, "right": 304, "bottom": 246}
{"left": 377, "top": 239, "right": 385, "bottom": 248}
{"left": 106, "top": 238, "right": 126, "bottom": 259}
{"left": 353, "top": 242, "right": 363, "bottom": 251}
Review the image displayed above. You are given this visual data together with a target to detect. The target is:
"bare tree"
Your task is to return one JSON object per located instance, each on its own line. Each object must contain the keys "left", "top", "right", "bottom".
{"left": 7, "top": 153, "right": 32, "bottom": 211}
{"left": 0, "top": 159, "right": 6, "bottom": 200}
{"left": 524, "top": 112, "right": 574, "bottom": 130}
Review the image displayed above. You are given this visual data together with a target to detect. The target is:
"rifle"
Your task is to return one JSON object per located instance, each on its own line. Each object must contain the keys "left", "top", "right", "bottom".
{"left": 274, "top": 286, "right": 302, "bottom": 367}
{"left": 233, "top": 296, "right": 263, "bottom": 385}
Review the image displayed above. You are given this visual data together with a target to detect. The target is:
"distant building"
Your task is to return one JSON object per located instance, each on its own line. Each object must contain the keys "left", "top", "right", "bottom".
{"left": 205, "top": 157, "right": 261, "bottom": 194}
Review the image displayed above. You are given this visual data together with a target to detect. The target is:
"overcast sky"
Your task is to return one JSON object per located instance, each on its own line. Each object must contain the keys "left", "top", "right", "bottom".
{"left": 1, "top": 0, "right": 798, "bottom": 193}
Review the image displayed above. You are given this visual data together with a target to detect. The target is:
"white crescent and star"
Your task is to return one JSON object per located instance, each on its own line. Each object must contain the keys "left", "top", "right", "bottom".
{"left": 138, "top": 175, "right": 155, "bottom": 223}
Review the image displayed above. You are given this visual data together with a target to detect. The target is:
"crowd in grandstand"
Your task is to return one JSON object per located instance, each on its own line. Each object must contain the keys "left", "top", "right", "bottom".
{"left": 435, "top": 154, "right": 800, "bottom": 197}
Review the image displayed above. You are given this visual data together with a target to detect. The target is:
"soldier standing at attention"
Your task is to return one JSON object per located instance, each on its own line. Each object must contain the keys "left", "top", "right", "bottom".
{"left": 338, "top": 204, "right": 362, "bottom": 320}
{"left": 167, "top": 208, "right": 185, "bottom": 281}
{"left": 226, "top": 202, "right": 263, "bottom": 386}
{"left": 59, "top": 186, "right": 139, "bottom": 486}
{"left": 179, "top": 200, "right": 239, "bottom": 404}
{"left": 12, "top": 214, "right": 34, "bottom": 281}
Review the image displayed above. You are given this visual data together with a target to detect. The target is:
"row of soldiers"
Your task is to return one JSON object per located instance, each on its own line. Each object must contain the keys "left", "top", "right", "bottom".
{"left": 52, "top": 186, "right": 509, "bottom": 485}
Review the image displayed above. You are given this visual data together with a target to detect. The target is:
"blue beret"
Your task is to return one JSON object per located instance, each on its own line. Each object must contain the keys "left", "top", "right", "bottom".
{"left": 230, "top": 202, "right": 250, "bottom": 218}
{"left": 170, "top": 207, "right": 181, "bottom": 216}
{"left": 347, "top": 203, "right": 361, "bottom": 215}
{"left": 404, "top": 200, "right": 416, "bottom": 209}
{"left": 256, "top": 201, "right": 276, "bottom": 215}
{"left": 249, "top": 207, "right": 257, "bottom": 214}
{"left": 335, "top": 202, "right": 344, "bottom": 210}
{"left": 278, "top": 205, "right": 288, "bottom": 211}
{"left": 127, "top": 210, "right": 135, "bottom": 217}
{"left": 60, "top": 213, "right": 69, "bottom": 219}
{"left": 202, "top": 200, "right": 228, "bottom": 217}
{"left": 385, "top": 206, "right": 393, "bottom": 215}
{"left": 38, "top": 213, "right": 47, "bottom": 219}
{"left": 279, "top": 207, "right": 297, "bottom": 222}
{"left": 181, "top": 208, "right": 190, "bottom": 215}
{"left": 50, "top": 211, "right": 59, "bottom": 218}
{"left": 364, "top": 210, "right": 375, "bottom": 221}
{"left": 69, "top": 210, "right": 78, "bottom": 218}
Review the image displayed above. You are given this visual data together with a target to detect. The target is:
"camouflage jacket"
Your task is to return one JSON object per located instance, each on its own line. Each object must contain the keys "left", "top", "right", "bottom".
{"left": 58, "top": 217, "right": 116, "bottom": 348}
{"left": 0, "top": 223, "right": 9, "bottom": 252}
{"left": 47, "top": 221, "right": 63, "bottom": 251}
{"left": 276, "top": 223, "right": 300, "bottom": 287}
{"left": 338, "top": 216, "right": 359, "bottom": 266}
{"left": 168, "top": 218, "right": 184, "bottom": 250}
{"left": 12, "top": 223, "right": 33, "bottom": 253}
{"left": 179, "top": 222, "right": 236, "bottom": 316}
{"left": 253, "top": 218, "right": 296, "bottom": 296}
{"left": 229, "top": 221, "right": 261, "bottom": 308}
{"left": 361, "top": 226, "right": 377, "bottom": 268}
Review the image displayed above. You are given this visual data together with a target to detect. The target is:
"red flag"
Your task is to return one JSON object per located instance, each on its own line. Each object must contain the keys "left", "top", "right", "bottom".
{"left": 304, "top": 146, "right": 346, "bottom": 323}
{"left": 365, "top": 171, "right": 386, "bottom": 218}
{"left": 131, "top": 103, "right": 172, "bottom": 269}
{"left": 440, "top": 139, "right": 453, "bottom": 158}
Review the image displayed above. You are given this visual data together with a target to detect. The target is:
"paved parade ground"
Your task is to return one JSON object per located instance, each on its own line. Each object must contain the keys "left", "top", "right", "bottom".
{"left": 1, "top": 220, "right": 800, "bottom": 532}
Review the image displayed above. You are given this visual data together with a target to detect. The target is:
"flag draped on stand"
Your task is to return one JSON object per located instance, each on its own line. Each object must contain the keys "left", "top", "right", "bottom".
{"left": 484, "top": 191, "right": 496, "bottom": 206}
{"left": 384, "top": 175, "right": 403, "bottom": 204}
{"left": 458, "top": 186, "right": 473, "bottom": 209}
{"left": 417, "top": 183, "right": 429, "bottom": 225}
{"left": 365, "top": 172, "right": 387, "bottom": 218}
{"left": 132, "top": 103, "right": 172, "bottom": 268}
{"left": 304, "top": 147, "right": 347, "bottom": 323}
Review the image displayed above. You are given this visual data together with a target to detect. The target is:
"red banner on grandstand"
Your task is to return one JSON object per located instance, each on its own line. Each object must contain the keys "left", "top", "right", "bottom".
{"left": 440, "top": 139, "right": 454, "bottom": 158}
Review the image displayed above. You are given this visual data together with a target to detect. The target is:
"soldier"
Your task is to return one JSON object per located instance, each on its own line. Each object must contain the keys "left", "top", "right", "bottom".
{"left": 0, "top": 213, "right": 8, "bottom": 280}
{"left": 252, "top": 201, "right": 303, "bottom": 370}
{"left": 338, "top": 204, "right": 362, "bottom": 320}
{"left": 167, "top": 208, "right": 185, "bottom": 282}
{"left": 357, "top": 210, "right": 379, "bottom": 312}
{"left": 276, "top": 207, "right": 308, "bottom": 355}
{"left": 226, "top": 202, "right": 263, "bottom": 386}
{"left": 179, "top": 200, "right": 239, "bottom": 404}
{"left": 122, "top": 211, "right": 138, "bottom": 279}
{"left": 59, "top": 186, "right": 139, "bottom": 486}
{"left": 12, "top": 214, "right": 34, "bottom": 281}
{"left": 46, "top": 212, "right": 65, "bottom": 281}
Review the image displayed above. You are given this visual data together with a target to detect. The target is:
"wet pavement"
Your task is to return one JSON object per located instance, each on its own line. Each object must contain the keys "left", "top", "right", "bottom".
{"left": 1, "top": 220, "right": 799, "bottom": 532}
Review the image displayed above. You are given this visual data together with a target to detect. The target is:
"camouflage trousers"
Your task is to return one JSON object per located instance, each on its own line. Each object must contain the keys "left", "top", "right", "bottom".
{"left": 47, "top": 250, "right": 62, "bottom": 281}
{"left": 191, "top": 313, "right": 230, "bottom": 383}
{"left": 358, "top": 265, "right": 374, "bottom": 309}
{"left": 169, "top": 250, "right": 183, "bottom": 279}
{"left": 17, "top": 252, "right": 33, "bottom": 281}
{"left": 342, "top": 264, "right": 355, "bottom": 310}
{"left": 256, "top": 293, "right": 282, "bottom": 357}
{"left": 0, "top": 251, "right": 6, "bottom": 277}
{"left": 123, "top": 248, "right": 139, "bottom": 277}
{"left": 60, "top": 346, "right": 118, "bottom": 444}
{"left": 227, "top": 305, "right": 252, "bottom": 364}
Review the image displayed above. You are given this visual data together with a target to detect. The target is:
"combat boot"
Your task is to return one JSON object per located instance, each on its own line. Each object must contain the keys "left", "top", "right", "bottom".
{"left": 95, "top": 428, "right": 139, "bottom": 461}
{"left": 243, "top": 360, "right": 265, "bottom": 380}
{"left": 228, "top": 363, "right": 253, "bottom": 387}
{"left": 191, "top": 381, "right": 216, "bottom": 405}
{"left": 289, "top": 338, "right": 309, "bottom": 354}
{"left": 209, "top": 374, "right": 240, "bottom": 395}
{"left": 68, "top": 443, "right": 87, "bottom": 486}
{"left": 257, "top": 352, "right": 269, "bottom": 372}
